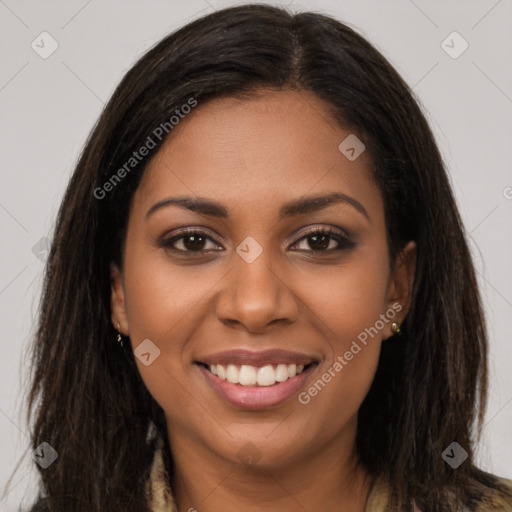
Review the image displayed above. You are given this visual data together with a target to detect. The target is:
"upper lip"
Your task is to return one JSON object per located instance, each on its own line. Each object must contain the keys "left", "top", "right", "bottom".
{"left": 196, "top": 349, "right": 318, "bottom": 367}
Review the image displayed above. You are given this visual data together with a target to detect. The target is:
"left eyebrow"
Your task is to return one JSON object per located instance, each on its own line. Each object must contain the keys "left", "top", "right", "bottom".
{"left": 145, "top": 192, "right": 369, "bottom": 222}
{"left": 278, "top": 192, "right": 370, "bottom": 221}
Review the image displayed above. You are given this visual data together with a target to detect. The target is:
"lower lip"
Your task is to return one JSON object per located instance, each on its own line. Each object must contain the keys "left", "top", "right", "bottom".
{"left": 198, "top": 364, "right": 316, "bottom": 410}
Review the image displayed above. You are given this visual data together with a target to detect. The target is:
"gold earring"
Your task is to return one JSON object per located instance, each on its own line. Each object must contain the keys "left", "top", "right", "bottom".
{"left": 117, "top": 322, "right": 124, "bottom": 348}
{"left": 391, "top": 322, "right": 401, "bottom": 335}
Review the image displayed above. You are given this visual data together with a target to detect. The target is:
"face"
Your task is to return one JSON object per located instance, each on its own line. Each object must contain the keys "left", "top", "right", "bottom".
{"left": 111, "top": 89, "right": 415, "bottom": 471}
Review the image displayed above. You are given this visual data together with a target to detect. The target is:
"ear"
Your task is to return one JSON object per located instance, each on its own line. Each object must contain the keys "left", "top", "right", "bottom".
{"left": 110, "top": 262, "right": 129, "bottom": 335}
{"left": 384, "top": 240, "right": 416, "bottom": 338}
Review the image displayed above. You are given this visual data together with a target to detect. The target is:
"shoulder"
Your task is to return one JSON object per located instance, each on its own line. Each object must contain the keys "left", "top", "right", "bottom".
{"left": 475, "top": 477, "right": 512, "bottom": 512}
{"left": 365, "top": 474, "right": 512, "bottom": 511}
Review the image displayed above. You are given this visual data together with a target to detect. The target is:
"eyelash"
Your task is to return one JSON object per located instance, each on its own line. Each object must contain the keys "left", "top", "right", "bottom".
{"left": 159, "top": 226, "right": 356, "bottom": 255}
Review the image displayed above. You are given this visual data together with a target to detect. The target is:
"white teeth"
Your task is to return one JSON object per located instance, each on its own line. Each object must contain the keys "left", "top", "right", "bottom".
{"left": 226, "top": 364, "right": 239, "bottom": 384}
{"left": 217, "top": 364, "right": 226, "bottom": 380}
{"left": 207, "top": 362, "right": 308, "bottom": 386}
{"left": 257, "top": 365, "right": 276, "bottom": 386}
{"left": 239, "top": 365, "right": 257, "bottom": 386}
{"left": 275, "top": 364, "right": 289, "bottom": 382}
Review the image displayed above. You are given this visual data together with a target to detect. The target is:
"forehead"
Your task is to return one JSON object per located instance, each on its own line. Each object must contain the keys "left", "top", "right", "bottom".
{"left": 133, "top": 89, "right": 382, "bottom": 223}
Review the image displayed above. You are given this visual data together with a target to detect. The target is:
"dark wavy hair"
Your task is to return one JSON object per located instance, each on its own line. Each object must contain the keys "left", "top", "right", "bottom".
{"left": 12, "top": 4, "right": 511, "bottom": 511}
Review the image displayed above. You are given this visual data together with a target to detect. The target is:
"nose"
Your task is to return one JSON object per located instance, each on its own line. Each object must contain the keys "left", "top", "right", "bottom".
{"left": 215, "top": 246, "right": 299, "bottom": 333}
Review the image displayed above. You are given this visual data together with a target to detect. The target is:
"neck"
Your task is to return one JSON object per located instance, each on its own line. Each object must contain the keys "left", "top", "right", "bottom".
{"left": 167, "top": 421, "right": 372, "bottom": 512}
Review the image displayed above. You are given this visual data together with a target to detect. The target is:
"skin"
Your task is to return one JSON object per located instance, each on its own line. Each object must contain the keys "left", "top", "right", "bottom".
{"left": 111, "top": 89, "right": 416, "bottom": 512}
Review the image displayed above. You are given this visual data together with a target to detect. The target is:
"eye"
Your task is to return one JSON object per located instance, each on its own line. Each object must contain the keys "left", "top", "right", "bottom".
{"left": 159, "top": 229, "right": 222, "bottom": 253}
{"left": 159, "top": 226, "right": 355, "bottom": 255}
{"left": 291, "top": 226, "right": 355, "bottom": 252}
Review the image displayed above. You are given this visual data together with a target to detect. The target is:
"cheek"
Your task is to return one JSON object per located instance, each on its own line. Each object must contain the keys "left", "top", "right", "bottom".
{"left": 122, "top": 260, "right": 204, "bottom": 423}
{"left": 299, "top": 252, "right": 390, "bottom": 345}
{"left": 122, "top": 249, "right": 218, "bottom": 346}
{"left": 121, "top": 248, "right": 225, "bottom": 413}
{"left": 295, "top": 255, "right": 389, "bottom": 416}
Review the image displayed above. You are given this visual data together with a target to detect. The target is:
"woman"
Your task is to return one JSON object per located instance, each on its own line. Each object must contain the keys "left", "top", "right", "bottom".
{"left": 23, "top": 4, "right": 512, "bottom": 511}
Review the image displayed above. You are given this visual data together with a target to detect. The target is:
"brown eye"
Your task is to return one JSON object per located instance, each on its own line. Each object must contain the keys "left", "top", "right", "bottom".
{"left": 305, "top": 233, "right": 331, "bottom": 251}
{"left": 160, "top": 230, "right": 222, "bottom": 253}
{"left": 180, "top": 233, "right": 208, "bottom": 251}
{"left": 291, "top": 227, "right": 355, "bottom": 252}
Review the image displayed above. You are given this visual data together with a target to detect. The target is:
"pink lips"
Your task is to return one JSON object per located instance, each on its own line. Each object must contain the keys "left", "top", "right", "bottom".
{"left": 196, "top": 349, "right": 318, "bottom": 410}
{"left": 197, "top": 349, "right": 316, "bottom": 367}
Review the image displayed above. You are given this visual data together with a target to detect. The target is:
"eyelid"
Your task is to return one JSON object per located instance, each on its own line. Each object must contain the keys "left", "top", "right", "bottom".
{"left": 290, "top": 225, "right": 355, "bottom": 251}
{"left": 293, "top": 224, "right": 351, "bottom": 241}
{"left": 159, "top": 227, "right": 223, "bottom": 251}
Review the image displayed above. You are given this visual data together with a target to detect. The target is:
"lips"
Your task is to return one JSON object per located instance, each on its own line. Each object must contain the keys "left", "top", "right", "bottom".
{"left": 197, "top": 349, "right": 316, "bottom": 367}
{"left": 195, "top": 349, "right": 319, "bottom": 409}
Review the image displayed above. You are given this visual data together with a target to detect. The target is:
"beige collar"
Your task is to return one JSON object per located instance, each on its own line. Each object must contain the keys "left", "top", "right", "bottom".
{"left": 145, "top": 435, "right": 178, "bottom": 511}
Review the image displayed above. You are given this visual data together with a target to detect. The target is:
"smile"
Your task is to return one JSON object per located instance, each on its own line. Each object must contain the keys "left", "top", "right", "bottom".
{"left": 195, "top": 349, "right": 319, "bottom": 410}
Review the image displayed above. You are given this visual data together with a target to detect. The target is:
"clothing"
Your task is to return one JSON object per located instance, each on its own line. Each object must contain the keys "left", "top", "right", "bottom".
{"left": 146, "top": 434, "right": 512, "bottom": 512}
{"left": 145, "top": 434, "right": 177, "bottom": 511}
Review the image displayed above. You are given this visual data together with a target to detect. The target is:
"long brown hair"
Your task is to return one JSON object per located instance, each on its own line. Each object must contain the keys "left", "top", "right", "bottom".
{"left": 17, "top": 4, "right": 512, "bottom": 511}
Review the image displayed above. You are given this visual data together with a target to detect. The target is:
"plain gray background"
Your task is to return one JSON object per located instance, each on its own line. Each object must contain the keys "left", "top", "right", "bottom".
{"left": 1, "top": 0, "right": 511, "bottom": 510}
